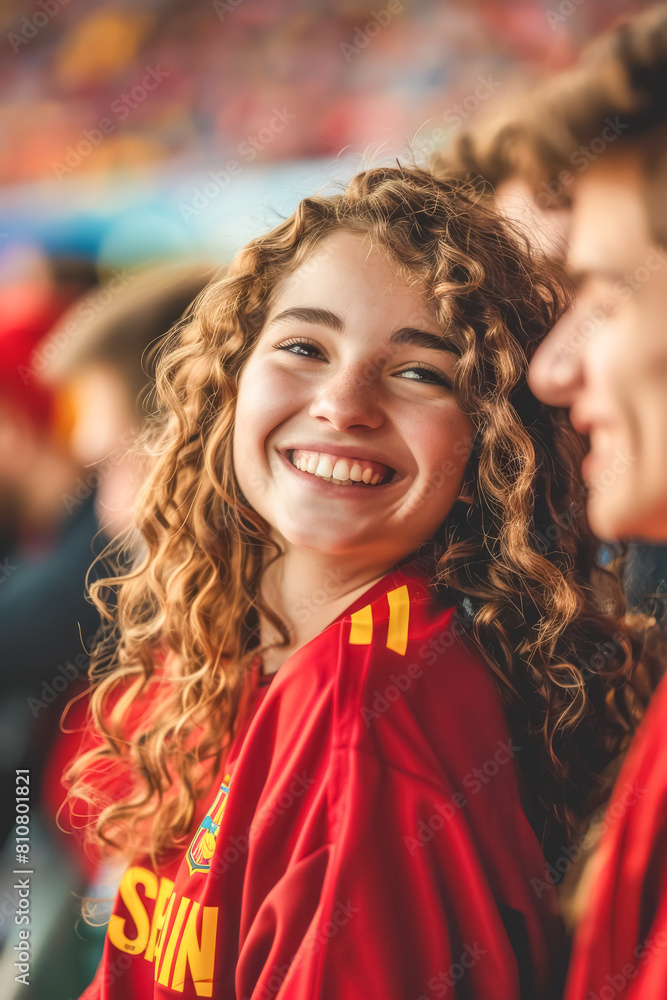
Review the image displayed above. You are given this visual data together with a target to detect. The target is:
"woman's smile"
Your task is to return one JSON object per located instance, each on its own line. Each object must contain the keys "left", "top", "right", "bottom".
{"left": 276, "top": 446, "right": 404, "bottom": 497}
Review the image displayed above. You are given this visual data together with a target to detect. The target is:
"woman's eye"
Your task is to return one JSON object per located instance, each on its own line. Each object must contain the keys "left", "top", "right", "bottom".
{"left": 273, "top": 338, "right": 322, "bottom": 358}
{"left": 396, "top": 365, "right": 453, "bottom": 388}
{"left": 273, "top": 338, "right": 452, "bottom": 388}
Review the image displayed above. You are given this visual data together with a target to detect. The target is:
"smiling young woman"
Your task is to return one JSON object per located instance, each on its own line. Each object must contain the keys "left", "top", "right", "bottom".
{"left": 66, "top": 164, "right": 657, "bottom": 1000}
{"left": 231, "top": 229, "right": 474, "bottom": 676}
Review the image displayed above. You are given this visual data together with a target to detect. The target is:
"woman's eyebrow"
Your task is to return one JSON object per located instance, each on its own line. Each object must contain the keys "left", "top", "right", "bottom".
{"left": 390, "top": 327, "right": 454, "bottom": 353}
{"left": 266, "top": 306, "right": 454, "bottom": 352}
{"left": 268, "top": 306, "right": 343, "bottom": 332}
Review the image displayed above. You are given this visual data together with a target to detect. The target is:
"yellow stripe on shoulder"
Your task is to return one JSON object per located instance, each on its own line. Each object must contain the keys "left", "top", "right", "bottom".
{"left": 348, "top": 584, "right": 411, "bottom": 655}
{"left": 386, "top": 585, "right": 410, "bottom": 655}
{"left": 349, "top": 603, "right": 373, "bottom": 645}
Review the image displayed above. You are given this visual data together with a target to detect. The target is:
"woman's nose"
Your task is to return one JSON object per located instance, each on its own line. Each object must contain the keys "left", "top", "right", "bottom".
{"left": 308, "top": 363, "right": 385, "bottom": 430}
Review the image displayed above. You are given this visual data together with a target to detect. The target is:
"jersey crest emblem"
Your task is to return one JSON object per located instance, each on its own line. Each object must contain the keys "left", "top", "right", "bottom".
{"left": 186, "top": 772, "right": 232, "bottom": 874}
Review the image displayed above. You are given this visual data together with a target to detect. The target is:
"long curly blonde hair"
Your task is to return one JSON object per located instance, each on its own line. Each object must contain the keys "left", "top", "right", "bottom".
{"left": 65, "top": 164, "right": 658, "bottom": 874}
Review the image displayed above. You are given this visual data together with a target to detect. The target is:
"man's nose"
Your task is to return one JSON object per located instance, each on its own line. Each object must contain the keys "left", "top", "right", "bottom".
{"left": 528, "top": 308, "right": 585, "bottom": 408}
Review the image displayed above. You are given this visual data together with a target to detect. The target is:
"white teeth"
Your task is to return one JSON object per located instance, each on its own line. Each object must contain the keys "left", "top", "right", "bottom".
{"left": 289, "top": 449, "right": 392, "bottom": 487}
{"left": 332, "top": 459, "right": 349, "bottom": 480}
{"left": 315, "top": 456, "right": 334, "bottom": 478}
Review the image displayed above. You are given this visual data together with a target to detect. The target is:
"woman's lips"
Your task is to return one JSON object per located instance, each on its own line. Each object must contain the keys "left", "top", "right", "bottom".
{"left": 277, "top": 448, "right": 402, "bottom": 495}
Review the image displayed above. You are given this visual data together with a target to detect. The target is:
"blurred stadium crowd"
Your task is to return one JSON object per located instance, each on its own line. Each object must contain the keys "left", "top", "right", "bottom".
{"left": 0, "top": 0, "right": 632, "bottom": 188}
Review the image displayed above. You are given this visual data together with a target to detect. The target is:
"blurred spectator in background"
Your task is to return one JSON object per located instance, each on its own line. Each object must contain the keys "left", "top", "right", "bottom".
{"left": 0, "top": 256, "right": 98, "bottom": 554}
{"left": 41, "top": 261, "right": 215, "bottom": 536}
{"left": 0, "top": 255, "right": 99, "bottom": 853}
{"left": 436, "top": 5, "right": 667, "bottom": 998}
{"left": 35, "top": 260, "right": 213, "bottom": 862}
{"left": 0, "top": 259, "right": 212, "bottom": 998}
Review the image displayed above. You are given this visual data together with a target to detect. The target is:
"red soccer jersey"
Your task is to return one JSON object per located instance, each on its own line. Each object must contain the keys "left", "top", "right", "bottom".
{"left": 564, "top": 672, "right": 667, "bottom": 1000}
{"left": 79, "top": 557, "right": 564, "bottom": 1000}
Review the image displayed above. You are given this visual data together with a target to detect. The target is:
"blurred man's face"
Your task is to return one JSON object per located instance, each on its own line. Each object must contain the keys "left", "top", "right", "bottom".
{"left": 528, "top": 146, "right": 667, "bottom": 541}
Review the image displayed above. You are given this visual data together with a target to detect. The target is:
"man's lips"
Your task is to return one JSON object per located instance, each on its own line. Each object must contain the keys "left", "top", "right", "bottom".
{"left": 581, "top": 447, "right": 614, "bottom": 481}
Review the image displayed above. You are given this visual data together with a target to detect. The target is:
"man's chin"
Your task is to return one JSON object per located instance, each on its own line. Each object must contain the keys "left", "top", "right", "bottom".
{"left": 587, "top": 494, "right": 667, "bottom": 544}
{"left": 585, "top": 490, "right": 631, "bottom": 544}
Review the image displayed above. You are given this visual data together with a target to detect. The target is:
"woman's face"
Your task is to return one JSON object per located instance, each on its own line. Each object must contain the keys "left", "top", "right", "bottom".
{"left": 232, "top": 230, "right": 474, "bottom": 566}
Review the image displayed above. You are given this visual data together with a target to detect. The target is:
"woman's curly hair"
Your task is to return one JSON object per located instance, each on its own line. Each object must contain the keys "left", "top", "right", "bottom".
{"left": 65, "top": 163, "right": 662, "bottom": 874}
